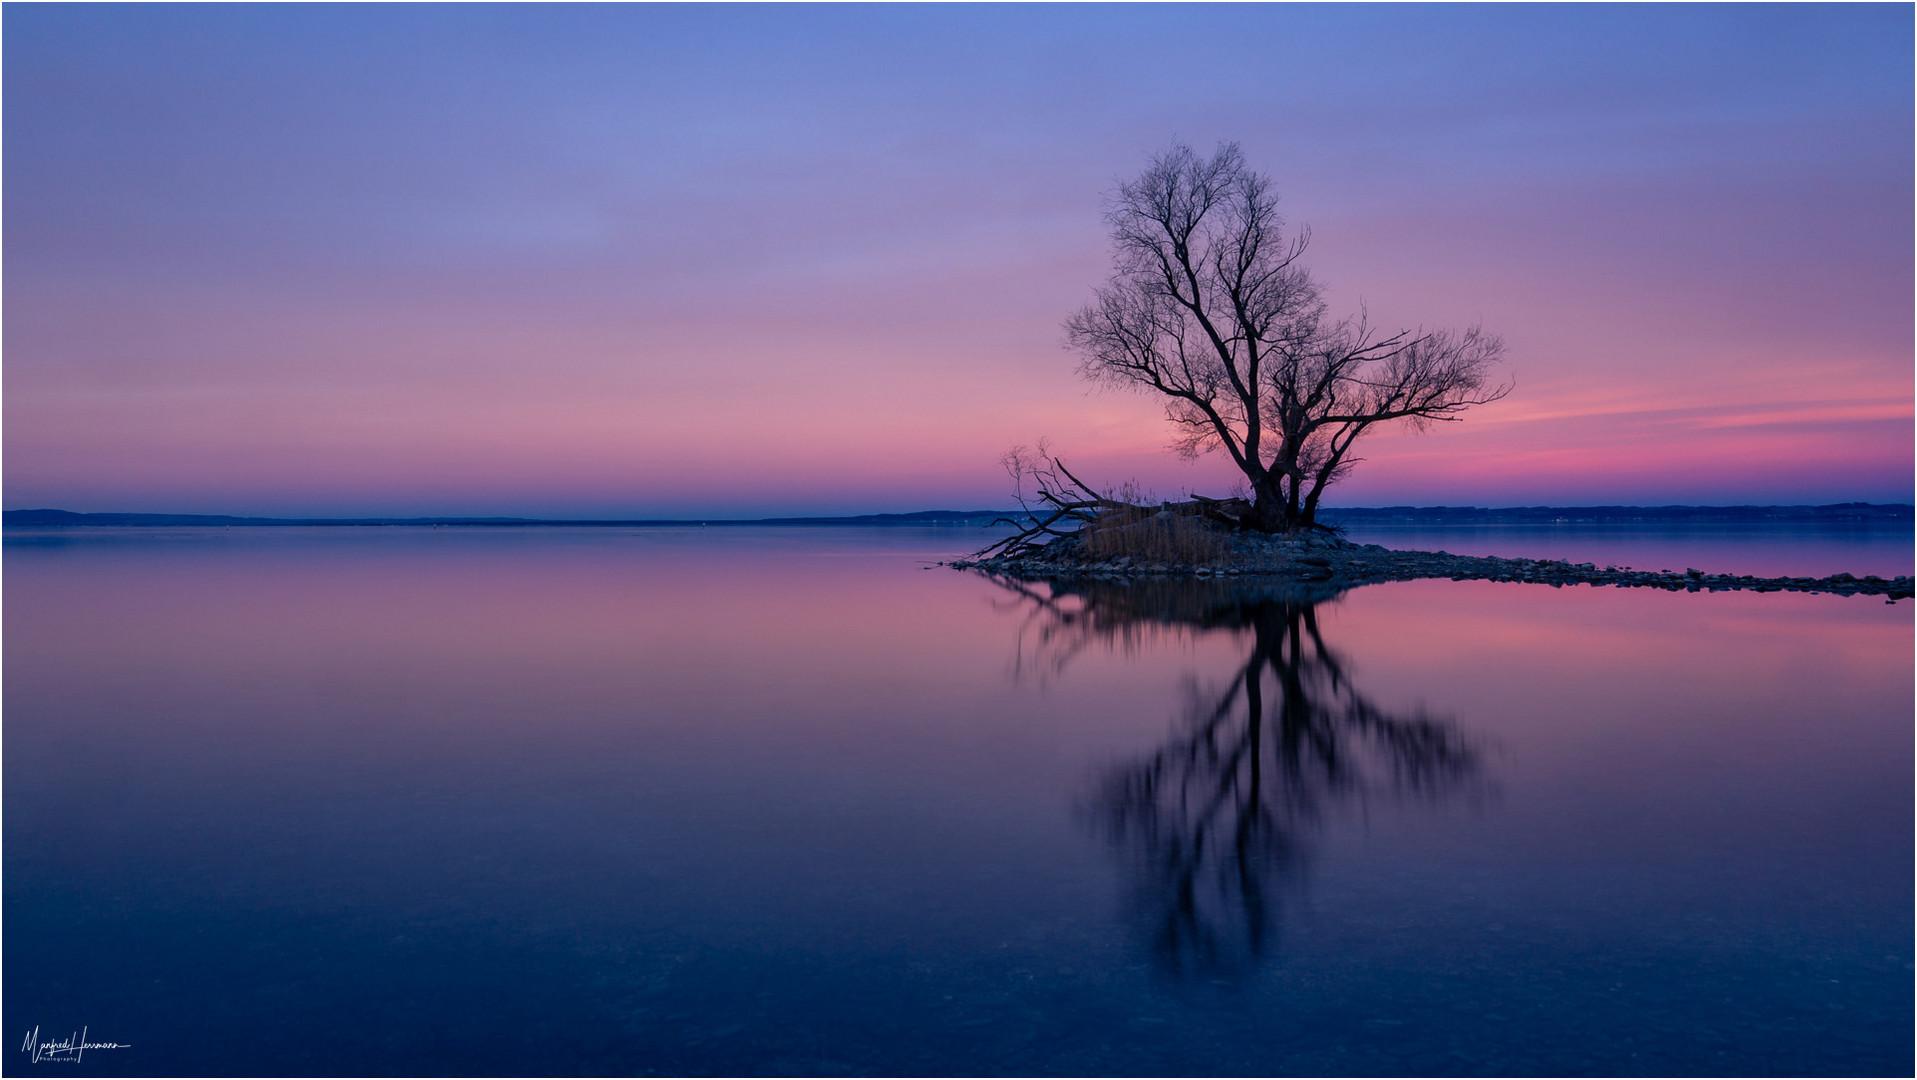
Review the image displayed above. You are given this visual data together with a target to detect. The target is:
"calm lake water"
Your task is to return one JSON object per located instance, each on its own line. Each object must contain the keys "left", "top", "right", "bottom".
{"left": 6, "top": 525, "right": 1911, "bottom": 1076}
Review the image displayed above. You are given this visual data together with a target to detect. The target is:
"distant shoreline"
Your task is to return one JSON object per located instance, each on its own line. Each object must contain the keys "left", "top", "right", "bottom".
{"left": 3, "top": 503, "right": 1911, "bottom": 529}
{"left": 1, "top": 509, "right": 1014, "bottom": 528}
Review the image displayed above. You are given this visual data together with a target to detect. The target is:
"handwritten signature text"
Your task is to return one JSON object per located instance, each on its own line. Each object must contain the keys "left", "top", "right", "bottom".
{"left": 20, "top": 1026, "right": 130, "bottom": 1064}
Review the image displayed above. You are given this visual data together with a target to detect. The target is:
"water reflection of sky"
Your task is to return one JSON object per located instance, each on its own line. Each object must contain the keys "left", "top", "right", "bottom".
{"left": 5, "top": 527, "right": 1910, "bottom": 1075}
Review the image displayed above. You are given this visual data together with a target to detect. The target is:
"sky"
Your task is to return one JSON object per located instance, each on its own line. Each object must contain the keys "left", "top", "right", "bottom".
{"left": 5, "top": 4, "right": 1911, "bottom": 517}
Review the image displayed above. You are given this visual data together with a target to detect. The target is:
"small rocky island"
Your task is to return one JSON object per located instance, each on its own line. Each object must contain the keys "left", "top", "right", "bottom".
{"left": 949, "top": 508, "right": 1912, "bottom": 601}
{"left": 949, "top": 144, "right": 1911, "bottom": 606}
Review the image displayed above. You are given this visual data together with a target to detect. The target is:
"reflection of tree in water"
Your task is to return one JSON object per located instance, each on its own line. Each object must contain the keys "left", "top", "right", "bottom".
{"left": 991, "top": 575, "right": 1487, "bottom": 980}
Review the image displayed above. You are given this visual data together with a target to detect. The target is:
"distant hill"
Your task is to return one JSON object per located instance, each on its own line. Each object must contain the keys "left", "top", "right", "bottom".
{"left": 1317, "top": 503, "right": 1913, "bottom": 525}
{"left": 5, "top": 504, "right": 1910, "bottom": 529}
{"left": 1, "top": 508, "right": 1017, "bottom": 528}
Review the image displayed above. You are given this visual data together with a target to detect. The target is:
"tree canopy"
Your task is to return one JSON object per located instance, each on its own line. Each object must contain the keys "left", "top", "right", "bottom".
{"left": 1065, "top": 142, "right": 1509, "bottom": 532}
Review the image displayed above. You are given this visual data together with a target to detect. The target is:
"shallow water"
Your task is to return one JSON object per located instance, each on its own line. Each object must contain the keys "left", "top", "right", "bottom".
{"left": 1339, "top": 521, "right": 1912, "bottom": 578}
{"left": 5, "top": 526, "right": 1911, "bottom": 1076}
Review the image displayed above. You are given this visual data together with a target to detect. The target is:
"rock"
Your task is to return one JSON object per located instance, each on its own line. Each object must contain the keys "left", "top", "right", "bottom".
{"left": 955, "top": 527, "right": 1902, "bottom": 600}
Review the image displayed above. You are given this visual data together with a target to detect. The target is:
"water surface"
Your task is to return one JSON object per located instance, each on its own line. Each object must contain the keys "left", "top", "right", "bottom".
{"left": 6, "top": 526, "right": 1910, "bottom": 1075}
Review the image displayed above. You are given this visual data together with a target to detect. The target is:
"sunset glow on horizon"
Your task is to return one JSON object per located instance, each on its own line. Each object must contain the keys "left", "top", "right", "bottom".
{"left": 6, "top": 5, "right": 1910, "bottom": 517}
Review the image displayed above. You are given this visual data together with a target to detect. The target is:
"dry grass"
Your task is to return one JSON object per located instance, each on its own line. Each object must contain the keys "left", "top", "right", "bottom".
{"left": 1081, "top": 507, "right": 1232, "bottom": 565}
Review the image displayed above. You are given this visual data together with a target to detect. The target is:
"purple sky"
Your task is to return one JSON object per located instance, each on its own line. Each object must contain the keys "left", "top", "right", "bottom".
{"left": 6, "top": 5, "right": 1911, "bottom": 516}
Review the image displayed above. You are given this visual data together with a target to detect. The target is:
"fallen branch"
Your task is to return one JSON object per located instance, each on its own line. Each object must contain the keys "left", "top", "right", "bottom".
{"left": 977, "top": 441, "right": 1135, "bottom": 559}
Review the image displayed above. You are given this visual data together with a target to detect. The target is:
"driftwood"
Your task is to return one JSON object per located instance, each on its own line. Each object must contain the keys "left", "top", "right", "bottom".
{"left": 976, "top": 445, "right": 1326, "bottom": 562}
{"left": 976, "top": 444, "right": 1130, "bottom": 560}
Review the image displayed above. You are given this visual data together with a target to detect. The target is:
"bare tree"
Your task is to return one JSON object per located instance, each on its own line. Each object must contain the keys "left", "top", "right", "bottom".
{"left": 1065, "top": 142, "right": 1510, "bottom": 534}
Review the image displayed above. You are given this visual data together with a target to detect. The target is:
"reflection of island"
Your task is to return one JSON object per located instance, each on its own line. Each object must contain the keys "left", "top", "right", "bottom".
{"left": 991, "top": 575, "right": 1488, "bottom": 979}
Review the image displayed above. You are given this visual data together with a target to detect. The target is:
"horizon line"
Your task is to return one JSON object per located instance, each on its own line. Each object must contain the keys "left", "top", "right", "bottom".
{"left": 5, "top": 503, "right": 1911, "bottom": 529}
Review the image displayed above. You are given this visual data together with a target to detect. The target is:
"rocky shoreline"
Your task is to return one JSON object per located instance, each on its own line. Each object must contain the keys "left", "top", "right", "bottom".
{"left": 949, "top": 532, "right": 1913, "bottom": 601}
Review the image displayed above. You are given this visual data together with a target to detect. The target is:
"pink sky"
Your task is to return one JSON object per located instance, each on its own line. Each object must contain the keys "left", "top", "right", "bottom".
{"left": 6, "top": 6, "right": 1910, "bottom": 516}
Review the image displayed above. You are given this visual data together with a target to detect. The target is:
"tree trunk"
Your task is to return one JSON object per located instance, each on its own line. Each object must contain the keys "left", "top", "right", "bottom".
{"left": 1249, "top": 475, "right": 1316, "bottom": 534}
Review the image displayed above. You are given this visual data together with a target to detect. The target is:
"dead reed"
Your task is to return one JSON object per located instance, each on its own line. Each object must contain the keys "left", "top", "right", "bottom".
{"left": 1080, "top": 507, "right": 1231, "bottom": 565}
